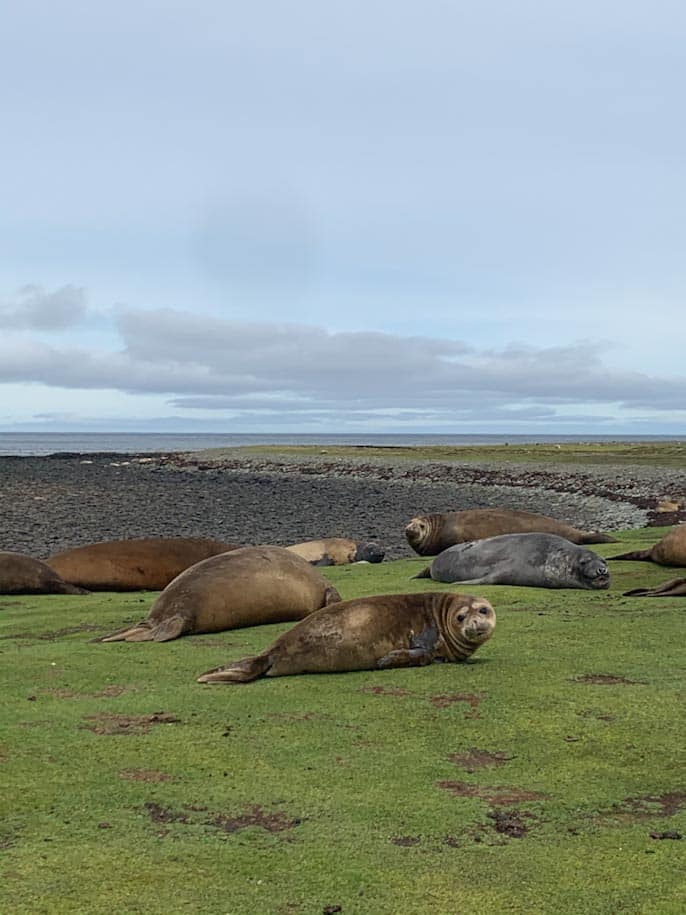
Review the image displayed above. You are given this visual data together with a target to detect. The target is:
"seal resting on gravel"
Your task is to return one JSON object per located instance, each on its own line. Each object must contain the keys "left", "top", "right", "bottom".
{"left": 196, "top": 591, "right": 495, "bottom": 683}
{"left": 46, "top": 537, "right": 242, "bottom": 591}
{"left": 623, "top": 578, "right": 686, "bottom": 597}
{"left": 286, "top": 537, "right": 384, "bottom": 565}
{"left": 97, "top": 546, "right": 341, "bottom": 642}
{"left": 608, "top": 526, "right": 686, "bottom": 567}
{"left": 0, "top": 551, "right": 88, "bottom": 595}
{"left": 413, "top": 533, "right": 610, "bottom": 590}
{"left": 405, "top": 508, "right": 617, "bottom": 556}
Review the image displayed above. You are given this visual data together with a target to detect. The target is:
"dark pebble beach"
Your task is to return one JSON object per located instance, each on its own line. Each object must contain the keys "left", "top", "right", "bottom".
{"left": 2, "top": 450, "right": 685, "bottom": 561}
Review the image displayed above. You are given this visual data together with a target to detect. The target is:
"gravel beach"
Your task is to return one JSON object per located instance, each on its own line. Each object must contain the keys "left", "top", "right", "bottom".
{"left": 1, "top": 451, "right": 685, "bottom": 560}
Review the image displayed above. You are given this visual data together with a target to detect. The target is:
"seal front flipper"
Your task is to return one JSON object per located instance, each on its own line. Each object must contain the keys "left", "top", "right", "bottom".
{"left": 197, "top": 653, "right": 273, "bottom": 684}
{"left": 378, "top": 647, "right": 433, "bottom": 669}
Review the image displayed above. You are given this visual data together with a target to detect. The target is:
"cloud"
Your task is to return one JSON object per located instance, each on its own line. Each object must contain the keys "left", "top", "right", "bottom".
{"left": 0, "top": 284, "right": 88, "bottom": 330}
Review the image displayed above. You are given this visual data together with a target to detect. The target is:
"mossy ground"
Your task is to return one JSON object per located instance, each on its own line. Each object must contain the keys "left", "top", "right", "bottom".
{"left": 1, "top": 529, "right": 685, "bottom": 914}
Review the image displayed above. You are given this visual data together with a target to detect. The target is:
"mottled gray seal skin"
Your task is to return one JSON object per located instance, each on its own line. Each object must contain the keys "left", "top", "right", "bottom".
{"left": 414, "top": 533, "right": 610, "bottom": 590}
{"left": 286, "top": 537, "right": 384, "bottom": 566}
{"left": 0, "top": 551, "right": 88, "bottom": 595}
{"left": 197, "top": 591, "right": 495, "bottom": 684}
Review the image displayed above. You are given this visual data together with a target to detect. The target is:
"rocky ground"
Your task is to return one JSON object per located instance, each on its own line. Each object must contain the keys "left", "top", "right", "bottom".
{"left": 1, "top": 451, "right": 684, "bottom": 560}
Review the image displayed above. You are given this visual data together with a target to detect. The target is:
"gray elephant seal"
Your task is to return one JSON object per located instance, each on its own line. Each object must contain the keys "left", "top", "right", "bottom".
{"left": 47, "top": 537, "right": 242, "bottom": 591}
{"left": 197, "top": 591, "right": 495, "bottom": 683}
{"left": 97, "top": 546, "right": 341, "bottom": 642}
{"left": 0, "top": 551, "right": 88, "bottom": 595}
{"left": 414, "top": 533, "right": 610, "bottom": 590}
{"left": 405, "top": 508, "right": 617, "bottom": 556}
{"left": 608, "top": 526, "right": 686, "bottom": 567}
{"left": 286, "top": 538, "right": 384, "bottom": 566}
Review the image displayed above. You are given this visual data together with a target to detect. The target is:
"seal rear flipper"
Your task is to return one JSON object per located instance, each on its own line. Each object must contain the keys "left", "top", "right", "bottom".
{"left": 579, "top": 532, "right": 619, "bottom": 544}
{"left": 607, "top": 548, "right": 652, "bottom": 561}
{"left": 197, "top": 653, "right": 273, "bottom": 684}
{"left": 96, "top": 621, "right": 152, "bottom": 642}
{"left": 411, "top": 566, "right": 432, "bottom": 580}
{"left": 323, "top": 585, "right": 342, "bottom": 605}
{"left": 378, "top": 647, "right": 433, "bottom": 669}
{"left": 97, "top": 616, "right": 187, "bottom": 642}
{"left": 623, "top": 578, "right": 686, "bottom": 597}
{"left": 60, "top": 583, "right": 90, "bottom": 595}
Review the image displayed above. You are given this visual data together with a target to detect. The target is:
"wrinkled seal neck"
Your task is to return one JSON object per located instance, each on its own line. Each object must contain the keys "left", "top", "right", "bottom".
{"left": 431, "top": 593, "right": 480, "bottom": 661}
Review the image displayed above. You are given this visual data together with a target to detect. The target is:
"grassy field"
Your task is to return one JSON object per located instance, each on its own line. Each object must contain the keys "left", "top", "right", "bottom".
{"left": 219, "top": 441, "right": 686, "bottom": 468}
{"left": 2, "top": 527, "right": 685, "bottom": 914}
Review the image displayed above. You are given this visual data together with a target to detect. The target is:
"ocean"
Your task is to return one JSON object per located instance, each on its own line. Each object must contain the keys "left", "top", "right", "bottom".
{"left": 1, "top": 432, "right": 685, "bottom": 457}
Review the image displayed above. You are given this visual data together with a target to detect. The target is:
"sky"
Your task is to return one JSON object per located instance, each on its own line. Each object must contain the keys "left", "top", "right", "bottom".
{"left": 1, "top": 0, "right": 685, "bottom": 434}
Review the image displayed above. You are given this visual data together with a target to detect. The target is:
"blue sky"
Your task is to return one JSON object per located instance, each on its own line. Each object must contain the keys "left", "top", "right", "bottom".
{"left": 1, "top": 0, "right": 685, "bottom": 433}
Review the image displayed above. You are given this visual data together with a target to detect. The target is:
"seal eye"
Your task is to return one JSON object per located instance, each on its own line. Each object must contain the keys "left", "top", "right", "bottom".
{"left": 478, "top": 607, "right": 490, "bottom": 615}
{"left": 457, "top": 613, "right": 466, "bottom": 622}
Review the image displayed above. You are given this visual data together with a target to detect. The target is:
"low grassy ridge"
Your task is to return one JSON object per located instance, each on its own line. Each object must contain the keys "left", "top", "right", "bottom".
{"left": 2, "top": 528, "right": 685, "bottom": 914}
{"left": 224, "top": 441, "right": 686, "bottom": 467}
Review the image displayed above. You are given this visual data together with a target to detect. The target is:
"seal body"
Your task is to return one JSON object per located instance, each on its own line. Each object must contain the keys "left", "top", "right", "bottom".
{"left": 405, "top": 508, "right": 617, "bottom": 556}
{"left": 197, "top": 591, "right": 495, "bottom": 683}
{"left": 286, "top": 538, "right": 384, "bottom": 566}
{"left": 624, "top": 578, "right": 686, "bottom": 597}
{"left": 47, "top": 537, "right": 242, "bottom": 591}
{"left": 415, "top": 533, "right": 610, "bottom": 590}
{"left": 98, "top": 546, "right": 341, "bottom": 642}
{"left": 0, "top": 551, "right": 88, "bottom": 595}
{"left": 608, "top": 526, "right": 686, "bottom": 567}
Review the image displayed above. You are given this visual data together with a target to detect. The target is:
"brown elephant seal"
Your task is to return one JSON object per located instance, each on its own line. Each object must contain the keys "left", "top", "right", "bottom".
{"left": 46, "top": 537, "right": 242, "bottom": 591}
{"left": 286, "top": 538, "right": 384, "bottom": 566}
{"left": 97, "top": 546, "right": 341, "bottom": 642}
{"left": 623, "top": 578, "right": 686, "bottom": 597}
{"left": 414, "top": 533, "right": 610, "bottom": 590}
{"left": 405, "top": 508, "right": 617, "bottom": 556}
{"left": 0, "top": 551, "right": 88, "bottom": 595}
{"left": 608, "top": 526, "right": 686, "bottom": 567}
{"left": 197, "top": 591, "right": 495, "bottom": 683}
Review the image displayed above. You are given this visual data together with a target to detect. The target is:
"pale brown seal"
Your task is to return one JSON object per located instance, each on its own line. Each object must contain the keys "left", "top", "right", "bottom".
{"left": 0, "top": 551, "right": 88, "bottom": 595}
{"left": 197, "top": 591, "right": 495, "bottom": 683}
{"left": 608, "top": 526, "right": 686, "bottom": 567}
{"left": 97, "top": 546, "right": 341, "bottom": 642}
{"left": 413, "top": 533, "right": 610, "bottom": 590}
{"left": 46, "top": 537, "right": 242, "bottom": 591}
{"left": 286, "top": 537, "right": 384, "bottom": 565}
{"left": 405, "top": 508, "right": 617, "bottom": 556}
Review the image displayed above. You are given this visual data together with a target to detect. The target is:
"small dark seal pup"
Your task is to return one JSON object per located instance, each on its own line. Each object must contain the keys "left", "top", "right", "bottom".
{"left": 197, "top": 592, "right": 495, "bottom": 683}
{"left": 405, "top": 508, "right": 617, "bottom": 556}
{"left": 97, "top": 546, "right": 341, "bottom": 642}
{"left": 286, "top": 537, "right": 384, "bottom": 565}
{"left": 0, "top": 551, "right": 88, "bottom": 595}
{"left": 47, "top": 537, "right": 242, "bottom": 591}
{"left": 414, "top": 533, "right": 610, "bottom": 590}
{"left": 608, "top": 526, "right": 686, "bottom": 567}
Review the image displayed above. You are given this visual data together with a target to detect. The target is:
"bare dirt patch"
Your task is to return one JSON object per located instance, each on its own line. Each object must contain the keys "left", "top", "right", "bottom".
{"left": 598, "top": 791, "right": 686, "bottom": 825}
{"left": 488, "top": 809, "right": 534, "bottom": 839}
{"left": 430, "top": 693, "right": 484, "bottom": 717}
{"left": 361, "top": 686, "right": 412, "bottom": 697}
{"left": 81, "top": 711, "right": 180, "bottom": 735}
{"left": 650, "top": 830, "right": 682, "bottom": 840}
{"left": 143, "top": 801, "right": 301, "bottom": 835}
{"left": 391, "top": 835, "right": 421, "bottom": 846}
{"left": 448, "top": 749, "right": 513, "bottom": 772}
{"left": 437, "top": 781, "right": 546, "bottom": 806}
{"left": 42, "top": 684, "right": 131, "bottom": 700}
{"left": 576, "top": 708, "right": 616, "bottom": 722}
{"left": 0, "top": 623, "right": 102, "bottom": 641}
{"left": 120, "top": 769, "right": 174, "bottom": 783}
{"left": 573, "top": 673, "right": 646, "bottom": 686}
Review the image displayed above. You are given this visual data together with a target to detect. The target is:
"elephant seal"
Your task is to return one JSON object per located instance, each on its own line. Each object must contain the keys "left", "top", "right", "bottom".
{"left": 197, "top": 591, "right": 495, "bottom": 683}
{"left": 414, "top": 533, "right": 610, "bottom": 590}
{"left": 0, "top": 551, "right": 88, "bottom": 595}
{"left": 405, "top": 508, "right": 617, "bottom": 556}
{"left": 97, "top": 546, "right": 341, "bottom": 642}
{"left": 46, "top": 537, "right": 242, "bottom": 591}
{"left": 608, "top": 526, "right": 686, "bottom": 567}
{"left": 286, "top": 538, "right": 384, "bottom": 566}
{"left": 623, "top": 578, "right": 686, "bottom": 597}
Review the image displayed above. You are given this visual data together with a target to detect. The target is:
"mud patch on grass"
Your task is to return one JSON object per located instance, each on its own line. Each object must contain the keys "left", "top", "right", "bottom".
{"left": 650, "top": 830, "right": 682, "bottom": 840}
{"left": 81, "top": 711, "right": 180, "bottom": 735}
{"left": 144, "top": 802, "right": 189, "bottom": 825}
{"left": 597, "top": 791, "right": 686, "bottom": 825}
{"left": 0, "top": 601, "right": 22, "bottom": 609}
{"left": 448, "top": 749, "right": 513, "bottom": 772}
{"left": 42, "top": 684, "right": 131, "bottom": 700}
{"left": 361, "top": 686, "right": 412, "bottom": 697}
{"left": 144, "top": 801, "right": 301, "bottom": 836}
{"left": 120, "top": 769, "right": 174, "bottom": 783}
{"left": 0, "top": 623, "right": 102, "bottom": 641}
{"left": 430, "top": 693, "right": 484, "bottom": 717}
{"left": 573, "top": 673, "right": 646, "bottom": 686}
{"left": 391, "top": 835, "right": 420, "bottom": 846}
{"left": 437, "top": 780, "right": 546, "bottom": 806}
{"left": 488, "top": 809, "right": 534, "bottom": 839}
{"left": 577, "top": 708, "right": 616, "bottom": 722}
{"left": 0, "top": 833, "right": 17, "bottom": 851}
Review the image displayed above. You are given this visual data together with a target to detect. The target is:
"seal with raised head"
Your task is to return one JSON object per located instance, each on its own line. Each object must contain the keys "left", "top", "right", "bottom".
{"left": 405, "top": 508, "right": 617, "bottom": 556}
{"left": 197, "top": 591, "right": 495, "bottom": 683}
{"left": 47, "top": 537, "right": 242, "bottom": 591}
{"left": 413, "top": 533, "right": 610, "bottom": 590}
{"left": 286, "top": 537, "right": 384, "bottom": 566}
{"left": 0, "top": 551, "right": 88, "bottom": 595}
{"left": 608, "top": 525, "right": 686, "bottom": 567}
{"left": 97, "top": 546, "right": 341, "bottom": 642}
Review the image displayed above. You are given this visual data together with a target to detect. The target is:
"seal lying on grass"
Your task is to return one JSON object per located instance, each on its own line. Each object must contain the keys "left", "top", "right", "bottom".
{"left": 97, "top": 546, "right": 341, "bottom": 642}
{"left": 623, "top": 578, "right": 686, "bottom": 597}
{"left": 197, "top": 592, "right": 495, "bottom": 683}
{"left": 0, "top": 551, "right": 88, "bottom": 595}
{"left": 405, "top": 508, "right": 617, "bottom": 556}
{"left": 47, "top": 537, "right": 242, "bottom": 591}
{"left": 286, "top": 537, "right": 384, "bottom": 565}
{"left": 608, "top": 526, "right": 686, "bottom": 567}
{"left": 413, "top": 533, "right": 610, "bottom": 590}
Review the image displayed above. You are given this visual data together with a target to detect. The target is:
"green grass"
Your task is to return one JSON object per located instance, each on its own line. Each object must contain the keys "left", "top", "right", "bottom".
{"left": 2, "top": 529, "right": 685, "bottom": 914}
{"left": 200, "top": 441, "right": 686, "bottom": 468}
